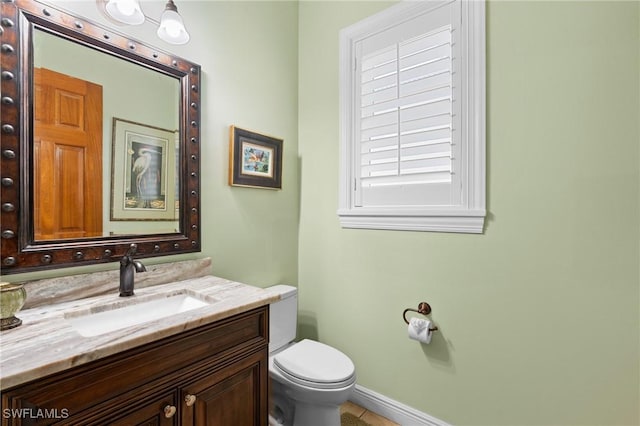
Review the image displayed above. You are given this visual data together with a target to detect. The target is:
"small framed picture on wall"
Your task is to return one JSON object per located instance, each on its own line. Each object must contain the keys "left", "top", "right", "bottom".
{"left": 229, "top": 126, "right": 283, "bottom": 189}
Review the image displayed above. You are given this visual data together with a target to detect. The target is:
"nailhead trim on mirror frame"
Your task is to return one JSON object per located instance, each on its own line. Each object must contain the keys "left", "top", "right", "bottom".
{"left": 0, "top": 0, "right": 201, "bottom": 274}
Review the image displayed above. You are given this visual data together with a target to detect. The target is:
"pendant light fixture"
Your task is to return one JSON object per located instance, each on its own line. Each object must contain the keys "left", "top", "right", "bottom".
{"left": 99, "top": 0, "right": 190, "bottom": 45}
{"left": 105, "top": 0, "right": 145, "bottom": 25}
{"left": 156, "top": 0, "right": 190, "bottom": 45}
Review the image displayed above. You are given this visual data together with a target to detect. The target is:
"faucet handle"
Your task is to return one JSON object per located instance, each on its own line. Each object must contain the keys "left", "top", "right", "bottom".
{"left": 125, "top": 243, "right": 138, "bottom": 256}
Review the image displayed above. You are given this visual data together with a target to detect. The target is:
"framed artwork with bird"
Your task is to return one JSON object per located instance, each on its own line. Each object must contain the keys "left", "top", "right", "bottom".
{"left": 111, "top": 118, "right": 179, "bottom": 221}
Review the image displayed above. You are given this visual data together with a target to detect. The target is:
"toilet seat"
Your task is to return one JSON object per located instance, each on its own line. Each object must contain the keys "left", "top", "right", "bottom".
{"left": 273, "top": 339, "right": 356, "bottom": 390}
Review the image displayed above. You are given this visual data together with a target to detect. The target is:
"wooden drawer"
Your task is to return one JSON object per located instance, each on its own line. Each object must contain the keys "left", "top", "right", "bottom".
{"left": 75, "top": 389, "right": 179, "bottom": 426}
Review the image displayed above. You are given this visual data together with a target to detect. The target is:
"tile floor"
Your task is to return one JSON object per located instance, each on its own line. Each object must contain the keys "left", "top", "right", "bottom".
{"left": 340, "top": 401, "right": 399, "bottom": 426}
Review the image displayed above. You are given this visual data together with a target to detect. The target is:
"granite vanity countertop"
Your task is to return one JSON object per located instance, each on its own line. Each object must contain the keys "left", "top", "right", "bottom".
{"left": 0, "top": 275, "right": 279, "bottom": 390}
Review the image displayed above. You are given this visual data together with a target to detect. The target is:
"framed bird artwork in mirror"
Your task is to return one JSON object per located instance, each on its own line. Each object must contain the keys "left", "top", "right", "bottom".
{"left": 110, "top": 118, "right": 179, "bottom": 221}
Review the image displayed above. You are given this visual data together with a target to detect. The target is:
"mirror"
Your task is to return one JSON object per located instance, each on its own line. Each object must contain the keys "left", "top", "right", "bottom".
{"left": 33, "top": 29, "right": 180, "bottom": 239}
{"left": 1, "top": 0, "right": 201, "bottom": 274}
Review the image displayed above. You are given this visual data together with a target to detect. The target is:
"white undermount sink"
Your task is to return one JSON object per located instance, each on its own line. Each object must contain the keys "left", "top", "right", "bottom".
{"left": 65, "top": 291, "right": 214, "bottom": 337}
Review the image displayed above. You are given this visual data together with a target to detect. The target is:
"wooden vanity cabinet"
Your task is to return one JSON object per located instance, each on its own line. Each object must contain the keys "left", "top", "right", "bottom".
{"left": 1, "top": 306, "right": 269, "bottom": 426}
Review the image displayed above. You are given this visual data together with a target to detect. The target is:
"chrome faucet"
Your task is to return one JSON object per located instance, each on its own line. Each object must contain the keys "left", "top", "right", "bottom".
{"left": 119, "top": 244, "right": 147, "bottom": 297}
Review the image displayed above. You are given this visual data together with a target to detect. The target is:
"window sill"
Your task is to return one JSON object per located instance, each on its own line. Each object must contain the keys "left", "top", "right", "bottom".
{"left": 337, "top": 209, "right": 486, "bottom": 234}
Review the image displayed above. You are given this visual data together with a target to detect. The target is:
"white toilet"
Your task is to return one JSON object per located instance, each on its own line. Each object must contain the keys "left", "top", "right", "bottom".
{"left": 266, "top": 285, "right": 356, "bottom": 426}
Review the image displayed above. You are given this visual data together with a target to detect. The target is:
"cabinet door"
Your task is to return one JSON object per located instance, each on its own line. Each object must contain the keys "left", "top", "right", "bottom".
{"left": 181, "top": 350, "right": 268, "bottom": 426}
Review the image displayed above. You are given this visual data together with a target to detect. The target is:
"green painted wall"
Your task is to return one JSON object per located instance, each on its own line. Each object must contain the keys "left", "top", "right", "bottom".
{"left": 181, "top": 1, "right": 300, "bottom": 286}
{"left": 297, "top": 1, "right": 639, "bottom": 425}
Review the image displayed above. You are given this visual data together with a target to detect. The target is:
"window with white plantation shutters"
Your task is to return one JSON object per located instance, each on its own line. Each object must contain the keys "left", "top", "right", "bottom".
{"left": 358, "top": 24, "right": 455, "bottom": 207}
{"left": 339, "top": 0, "right": 485, "bottom": 233}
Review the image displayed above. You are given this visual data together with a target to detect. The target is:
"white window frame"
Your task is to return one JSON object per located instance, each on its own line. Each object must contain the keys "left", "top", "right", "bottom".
{"left": 338, "top": 0, "right": 486, "bottom": 233}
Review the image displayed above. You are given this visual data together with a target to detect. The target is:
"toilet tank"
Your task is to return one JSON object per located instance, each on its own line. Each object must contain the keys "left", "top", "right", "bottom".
{"left": 265, "top": 285, "right": 297, "bottom": 353}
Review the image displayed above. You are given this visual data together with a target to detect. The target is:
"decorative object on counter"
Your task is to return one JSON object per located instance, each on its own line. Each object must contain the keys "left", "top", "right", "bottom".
{"left": 403, "top": 302, "right": 438, "bottom": 344}
{"left": 111, "top": 118, "right": 179, "bottom": 221}
{"left": 0, "top": 282, "right": 27, "bottom": 330}
{"left": 99, "top": 0, "right": 190, "bottom": 45}
{"left": 229, "top": 126, "right": 283, "bottom": 190}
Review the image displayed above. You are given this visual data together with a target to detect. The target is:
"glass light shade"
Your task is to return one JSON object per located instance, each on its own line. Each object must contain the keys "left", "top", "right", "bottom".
{"left": 105, "top": 0, "right": 145, "bottom": 25}
{"left": 157, "top": 8, "right": 190, "bottom": 45}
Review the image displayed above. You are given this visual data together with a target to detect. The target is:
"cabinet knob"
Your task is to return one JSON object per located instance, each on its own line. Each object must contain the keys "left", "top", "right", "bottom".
{"left": 185, "top": 394, "right": 197, "bottom": 407}
{"left": 164, "top": 405, "right": 177, "bottom": 418}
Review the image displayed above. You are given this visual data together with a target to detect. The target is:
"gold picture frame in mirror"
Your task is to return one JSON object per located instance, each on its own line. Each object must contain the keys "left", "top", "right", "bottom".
{"left": 110, "top": 118, "right": 179, "bottom": 223}
{"left": 0, "top": 0, "right": 201, "bottom": 274}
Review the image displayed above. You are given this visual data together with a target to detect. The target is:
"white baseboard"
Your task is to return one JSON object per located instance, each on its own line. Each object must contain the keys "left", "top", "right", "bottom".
{"left": 349, "top": 384, "right": 451, "bottom": 426}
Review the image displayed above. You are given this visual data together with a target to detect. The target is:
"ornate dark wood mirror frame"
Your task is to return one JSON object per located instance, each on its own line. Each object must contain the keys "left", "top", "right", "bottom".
{"left": 0, "top": 0, "right": 201, "bottom": 274}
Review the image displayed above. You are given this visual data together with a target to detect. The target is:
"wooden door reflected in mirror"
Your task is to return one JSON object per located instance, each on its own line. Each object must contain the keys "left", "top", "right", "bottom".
{"left": 34, "top": 68, "right": 103, "bottom": 240}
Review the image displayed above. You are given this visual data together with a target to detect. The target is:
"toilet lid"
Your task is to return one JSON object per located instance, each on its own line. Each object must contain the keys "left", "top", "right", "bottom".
{"left": 273, "top": 339, "right": 355, "bottom": 389}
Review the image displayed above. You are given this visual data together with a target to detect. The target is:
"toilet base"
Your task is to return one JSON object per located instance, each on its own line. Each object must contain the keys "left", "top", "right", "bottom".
{"left": 292, "top": 401, "right": 341, "bottom": 426}
{"left": 270, "top": 377, "right": 349, "bottom": 426}
{"left": 270, "top": 380, "right": 293, "bottom": 426}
